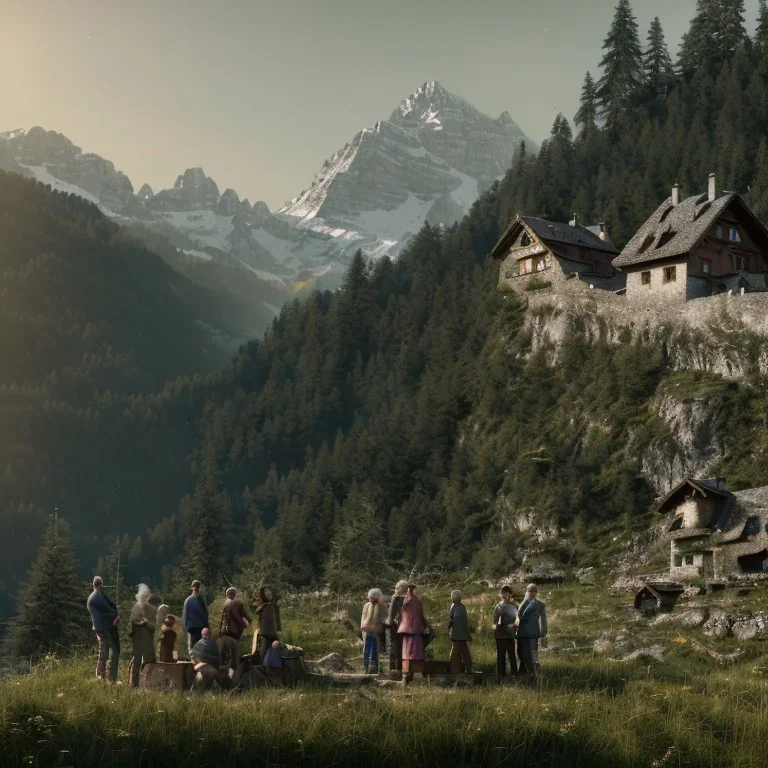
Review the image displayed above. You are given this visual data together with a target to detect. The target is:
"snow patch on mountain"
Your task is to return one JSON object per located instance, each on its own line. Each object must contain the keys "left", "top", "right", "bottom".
{"left": 19, "top": 164, "right": 119, "bottom": 217}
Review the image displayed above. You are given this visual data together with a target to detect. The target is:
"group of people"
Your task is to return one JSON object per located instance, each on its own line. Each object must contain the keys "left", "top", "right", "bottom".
{"left": 360, "top": 581, "right": 547, "bottom": 681}
{"left": 86, "top": 575, "right": 547, "bottom": 688}
{"left": 86, "top": 576, "right": 282, "bottom": 687}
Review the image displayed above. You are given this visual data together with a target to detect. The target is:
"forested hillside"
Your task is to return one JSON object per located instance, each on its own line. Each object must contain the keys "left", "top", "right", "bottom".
{"left": 6, "top": 0, "right": 768, "bottom": 619}
{"left": 0, "top": 171, "right": 238, "bottom": 616}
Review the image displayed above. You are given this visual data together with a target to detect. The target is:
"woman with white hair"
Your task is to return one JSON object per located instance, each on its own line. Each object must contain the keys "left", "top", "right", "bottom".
{"left": 128, "top": 583, "right": 157, "bottom": 688}
{"left": 386, "top": 580, "right": 408, "bottom": 674}
{"left": 360, "top": 587, "right": 384, "bottom": 674}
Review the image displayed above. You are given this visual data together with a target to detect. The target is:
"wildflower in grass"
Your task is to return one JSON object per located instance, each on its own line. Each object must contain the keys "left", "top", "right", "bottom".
{"left": 558, "top": 720, "right": 576, "bottom": 735}
{"left": 650, "top": 746, "right": 676, "bottom": 767}
{"left": 57, "top": 692, "right": 64, "bottom": 698}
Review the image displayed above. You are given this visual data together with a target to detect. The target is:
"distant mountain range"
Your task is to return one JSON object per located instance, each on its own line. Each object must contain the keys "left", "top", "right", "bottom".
{"left": 0, "top": 81, "right": 534, "bottom": 293}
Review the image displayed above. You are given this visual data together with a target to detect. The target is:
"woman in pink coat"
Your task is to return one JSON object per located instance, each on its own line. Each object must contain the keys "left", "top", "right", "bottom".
{"left": 396, "top": 584, "right": 430, "bottom": 682}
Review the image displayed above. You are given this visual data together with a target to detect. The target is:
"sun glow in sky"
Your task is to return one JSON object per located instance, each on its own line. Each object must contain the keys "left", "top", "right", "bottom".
{"left": 0, "top": 0, "right": 759, "bottom": 208}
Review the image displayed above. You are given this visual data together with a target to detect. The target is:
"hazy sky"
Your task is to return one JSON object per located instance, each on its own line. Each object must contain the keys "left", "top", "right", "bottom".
{"left": 0, "top": 1, "right": 761, "bottom": 208}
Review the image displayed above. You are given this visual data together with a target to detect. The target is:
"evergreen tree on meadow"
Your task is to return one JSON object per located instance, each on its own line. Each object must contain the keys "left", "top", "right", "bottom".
{"left": 644, "top": 17, "right": 675, "bottom": 100}
{"left": 574, "top": 72, "right": 598, "bottom": 134}
{"left": 176, "top": 444, "right": 231, "bottom": 594}
{"left": 6, "top": 514, "right": 89, "bottom": 659}
{"left": 596, "top": 0, "right": 644, "bottom": 130}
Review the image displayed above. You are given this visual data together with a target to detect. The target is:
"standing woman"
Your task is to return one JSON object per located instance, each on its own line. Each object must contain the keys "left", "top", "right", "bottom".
{"left": 128, "top": 583, "right": 156, "bottom": 688}
{"left": 386, "top": 580, "right": 408, "bottom": 674}
{"left": 254, "top": 586, "right": 282, "bottom": 659}
{"left": 397, "top": 584, "right": 429, "bottom": 682}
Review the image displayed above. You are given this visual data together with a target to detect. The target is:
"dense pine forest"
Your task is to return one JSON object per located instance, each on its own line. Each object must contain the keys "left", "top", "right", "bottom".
{"left": 5, "top": 0, "right": 768, "bottom": 630}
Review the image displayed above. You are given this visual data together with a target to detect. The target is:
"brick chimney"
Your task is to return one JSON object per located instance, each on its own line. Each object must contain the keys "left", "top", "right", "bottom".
{"left": 708, "top": 173, "right": 717, "bottom": 202}
{"left": 671, "top": 183, "right": 680, "bottom": 206}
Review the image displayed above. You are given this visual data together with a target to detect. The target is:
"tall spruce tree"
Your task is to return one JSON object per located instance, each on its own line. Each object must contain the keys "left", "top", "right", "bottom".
{"left": 6, "top": 514, "right": 89, "bottom": 659}
{"left": 757, "top": 0, "right": 768, "bottom": 49}
{"left": 644, "top": 17, "right": 675, "bottom": 99}
{"left": 596, "top": 0, "right": 644, "bottom": 130}
{"left": 679, "top": 0, "right": 717, "bottom": 73}
{"left": 718, "top": 0, "right": 748, "bottom": 61}
{"left": 574, "top": 72, "right": 598, "bottom": 133}
{"left": 750, "top": 137, "right": 768, "bottom": 222}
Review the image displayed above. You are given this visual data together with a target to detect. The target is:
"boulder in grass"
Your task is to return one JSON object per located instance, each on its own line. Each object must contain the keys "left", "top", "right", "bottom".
{"left": 311, "top": 653, "right": 356, "bottom": 674}
{"left": 702, "top": 608, "right": 732, "bottom": 639}
{"left": 140, "top": 661, "right": 195, "bottom": 692}
{"left": 653, "top": 608, "right": 709, "bottom": 629}
{"left": 593, "top": 630, "right": 614, "bottom": 655}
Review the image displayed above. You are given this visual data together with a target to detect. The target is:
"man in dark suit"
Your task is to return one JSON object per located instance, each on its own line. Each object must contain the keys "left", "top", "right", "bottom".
{"left": 515, "top": 583, "right": 547, "bottom": 678}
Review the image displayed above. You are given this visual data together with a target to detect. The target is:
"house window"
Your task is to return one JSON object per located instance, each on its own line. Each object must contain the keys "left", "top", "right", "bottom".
{"left": 715, "top": 223, "right": 724, "bottom": 239}
{"left": 701, "top": 259, "right": 711, "bottom": 275}
{"left": 641, "top": 271, "right": 651, "bottom": 286}
{"left": 521, "top": 233, "right": 532, "bottom": 247}
{"left": 729, "top": 226, "right": 742, "bottom": 244}
{"left": 684, "top": 555, "right": 694, "bottom": 566}
{"left": 744, "top": 516, "right": 760, "bottom": 537}
{"left": 663, "top": 266, "right": 677, "bottom": 284}
{"left": 534, "top": 255, "right": 546, "bottom": 272}
{"left": 674, "top": 555, "right": 683, "bottom": 567}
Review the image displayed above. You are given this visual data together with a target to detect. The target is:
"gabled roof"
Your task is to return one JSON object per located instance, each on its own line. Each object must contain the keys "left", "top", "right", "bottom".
{"left": 490, "top": 215, "right": 619, "bottom": 260}
{"left": 658, "top": 478, "right": 730, "bottom": 515}
{"left": 613, "top": 191, "right": 768, "bottom": 269}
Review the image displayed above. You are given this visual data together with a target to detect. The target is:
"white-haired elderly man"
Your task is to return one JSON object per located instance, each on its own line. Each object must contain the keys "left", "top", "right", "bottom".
{"left": 361, "top": 587, "right": 384, "bottom": 674}
{"left": 515, "top": 583, "right": 548, "bottom": 678}
{"left": 128, "top": 583, "right": 157, "bottom": 688}
{"left": 448, "top": 589, "right": 473, "bottom": 674}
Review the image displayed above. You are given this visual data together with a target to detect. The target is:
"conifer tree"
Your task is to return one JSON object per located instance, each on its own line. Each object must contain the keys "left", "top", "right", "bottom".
{"left": 596, "top": 0, "right": 644, "bottom": 130}
{"left": 757, "top": 0, "right": 768, "bottom": 49}
{"left": 574, "top": 72, "right": 598, "bottom": 133}
{"left": 644, "top": 17, "right": 675, "bottom": 99}
{"left": 177, "top": 445, "right": 231, "bottom": 593}
{"left": 718, "top": 0, "right": 748, "bottom": 61}
{"left": 750, "top": 137, "right": 768, "bottom": 223}
{"left": 679, "top": 0, "right": 717, "bottom": 73}
{"left": 6, "top": 514, "right": 89, "bottom": 659}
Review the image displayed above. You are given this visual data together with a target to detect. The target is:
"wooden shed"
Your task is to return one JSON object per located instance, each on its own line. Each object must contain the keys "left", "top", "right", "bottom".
{"left": 634, "top": 582, "right": 685, "bottom": 616}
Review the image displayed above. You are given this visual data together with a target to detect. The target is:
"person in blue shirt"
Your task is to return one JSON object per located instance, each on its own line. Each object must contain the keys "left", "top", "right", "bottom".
{"left": 86, "top": 575, "right": 120, "bottom": 683}
{"left": 181, "top": 580, "right": 209, "bottom": 654}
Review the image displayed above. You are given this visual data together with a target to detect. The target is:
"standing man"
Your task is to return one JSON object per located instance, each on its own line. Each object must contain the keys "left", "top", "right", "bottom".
{"left": 87, "top": 576, "right": 120, "bottom": 683}
{"left": 515, "top": 583, "right": 547, "bottom": 678}
{"left": 219, "top": 587, "right": 250, "bottom": 676}
{"left": 386, "top": 580, "right": 408, "bottom": 674}
{"left": 128, "top": 583, "right": 156, "bottom": 688}
{"left": 448, "top": 589, "right": 472, "bottom": 674}
{"left": 182, "top": 580, "right": 209, "bottom": 654}
{"left": 492, "top": 585, "right": 518, "bottom": 679}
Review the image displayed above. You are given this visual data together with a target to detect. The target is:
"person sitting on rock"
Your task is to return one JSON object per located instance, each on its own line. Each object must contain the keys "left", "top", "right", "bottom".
{"left": 191, "top": 627, "right": 222, "bottom": 693}
{"left": 361, "top": 588, "right": 384, "bottom": 674}
{"left": 263, "top": 639, "right": 284, "bottom": 684}
{"left": 448, "top": 589, "right": 472, "bottom": 674}
{"left": 158, "top": 615, "right": 178, "bottom": 663}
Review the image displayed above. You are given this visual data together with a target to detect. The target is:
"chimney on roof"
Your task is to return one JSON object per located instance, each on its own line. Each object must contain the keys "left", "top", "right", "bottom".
{"left": 708, "top": 173, "right": 717, "bottom": 202}
{"left": 569, "top": 212, "right": 579, "bottom": 228}
{"left": 599, "top": 221, "right": 607, "bottom": 241}
{"left": 671, "top": 183, "right": 680, "bottom": 206}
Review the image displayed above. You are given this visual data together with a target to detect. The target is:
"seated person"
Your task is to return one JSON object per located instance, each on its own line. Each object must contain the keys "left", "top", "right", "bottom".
{"left": 191, "top": 628, "right": 222, "bottom": 692}
{"left": 158, "top": 615, "right": 178, "bottom": 663}
{"left": 263, "top": 639, "right": 284, "bottom": 681}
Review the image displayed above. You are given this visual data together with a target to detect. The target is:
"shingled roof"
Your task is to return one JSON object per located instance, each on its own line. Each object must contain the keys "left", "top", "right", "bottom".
{"left": 491, "top": 215, "right": 618, "bottom": 259}
{"left": 613, "top": 191, "right": 738, "bottom": 269}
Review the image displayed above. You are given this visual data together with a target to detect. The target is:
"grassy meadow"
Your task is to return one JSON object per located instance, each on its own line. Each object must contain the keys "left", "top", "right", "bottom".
{"left": 2, "top": 582, "right": 768, "bottom": 767}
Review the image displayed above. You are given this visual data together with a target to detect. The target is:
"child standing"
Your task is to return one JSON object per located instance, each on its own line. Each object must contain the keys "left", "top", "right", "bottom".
{"left": 360, "top": 588, "right": 384, "bottom": 674}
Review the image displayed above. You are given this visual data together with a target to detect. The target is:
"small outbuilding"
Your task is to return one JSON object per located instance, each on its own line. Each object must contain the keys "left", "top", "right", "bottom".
{"left": 634, "top": 582, "right": 685, "bottom": 616}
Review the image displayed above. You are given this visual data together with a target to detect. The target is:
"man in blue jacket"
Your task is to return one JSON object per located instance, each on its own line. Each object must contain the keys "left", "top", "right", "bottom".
{"left": 86, "top": 576, "right": 120, "bottom": 682}
{"left": 515, "top": 583, "right": 547, "bottom": 678}
{"left": 182, "top": 579, "right": 209, "bottom": 653}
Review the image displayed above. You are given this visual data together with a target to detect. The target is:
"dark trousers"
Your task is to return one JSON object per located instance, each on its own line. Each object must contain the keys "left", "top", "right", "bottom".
{"left": 389, "top": 630, "right": 402, "bottom": 671}
{"left": 450, "top": 640, "right": 473, "bottom": 674}
{"left": 517, "top": 637, "right": 538, "bottom": 675}
{"left": 496, "top": 638, "right": 517, "bottom": 677}
{"left": 95, "top": 627, "right": 120, "bottom": 682}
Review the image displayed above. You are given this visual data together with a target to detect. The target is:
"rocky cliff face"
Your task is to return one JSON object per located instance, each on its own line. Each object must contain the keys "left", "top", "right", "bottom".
{"left": 1, "top": 82, "right": 533, "bottom": 291}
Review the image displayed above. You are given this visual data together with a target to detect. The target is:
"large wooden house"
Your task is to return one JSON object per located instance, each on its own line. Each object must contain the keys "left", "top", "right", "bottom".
{"left": 614, "top": 174, "right": 768, "bottom": 301}
{"left": 491, "top": 214, "right": 621, "bottom": 292}
{"left": 660, "top": 478, "right": 768, "bottom": 581}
